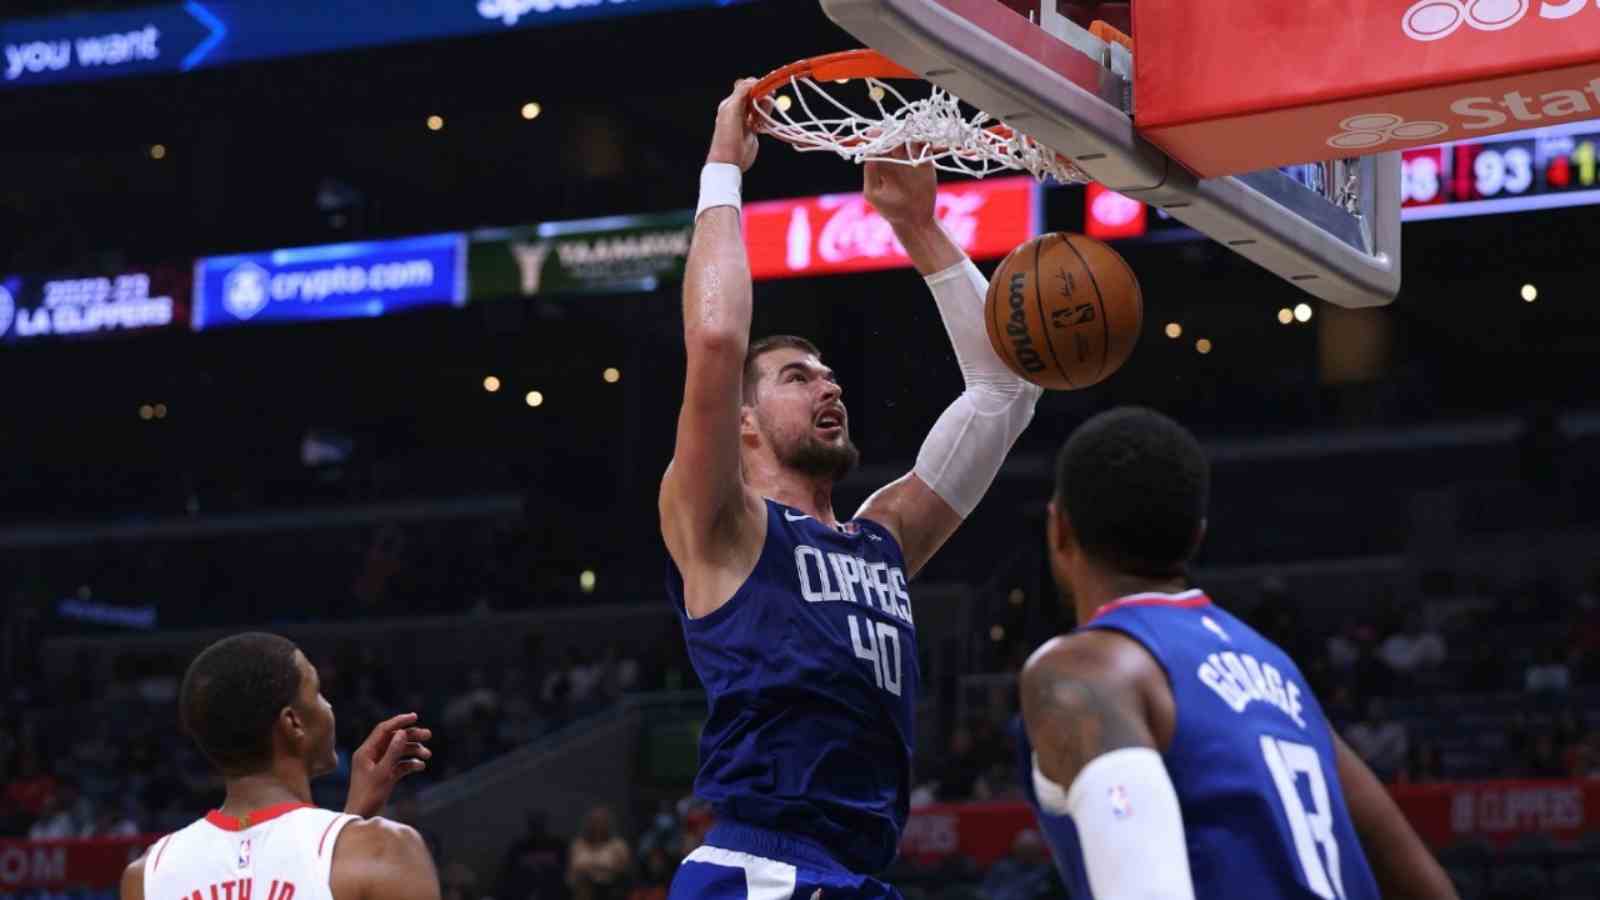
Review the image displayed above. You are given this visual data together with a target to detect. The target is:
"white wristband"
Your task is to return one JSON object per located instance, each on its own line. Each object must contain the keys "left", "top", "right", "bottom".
{"left": 696, "top": 163, "right": 742, "bottom": 219}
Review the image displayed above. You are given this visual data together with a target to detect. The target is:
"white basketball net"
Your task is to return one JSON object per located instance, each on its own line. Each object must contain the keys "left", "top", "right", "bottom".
{"left": 753, "top": 74, "right": 1088, "bottom": 184}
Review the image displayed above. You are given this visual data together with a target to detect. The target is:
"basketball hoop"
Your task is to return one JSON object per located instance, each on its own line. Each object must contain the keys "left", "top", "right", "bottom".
{"left": 748, "top": 49, "right": 1089, "bottom": 184}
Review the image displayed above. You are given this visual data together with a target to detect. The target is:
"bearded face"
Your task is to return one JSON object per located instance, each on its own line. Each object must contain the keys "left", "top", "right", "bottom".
{"left": 749, "top": 349, "right": 861, "bottom": 481}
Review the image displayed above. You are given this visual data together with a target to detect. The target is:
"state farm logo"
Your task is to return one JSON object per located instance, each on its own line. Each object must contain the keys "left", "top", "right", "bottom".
{"left": 1327, "top": 113, "right": 1449, "bottom": 150}
{"left": 1403, "top": 0, "right": 1596, "bottom": 41}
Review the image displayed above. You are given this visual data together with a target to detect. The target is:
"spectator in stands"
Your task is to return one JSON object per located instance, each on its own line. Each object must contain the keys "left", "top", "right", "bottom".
{"left": 1345, "top": 699, "right": 1409, "bottom": 782}
{"left": 1522, "top": 730, "right": 1567, "bottom": 779}
{"left": 26, "top": 777, "right": 91, "bottom": 839}
{"left": 568, "top": 805, "right": 631, "bottom": 900}
{"left": 627, "top": 846, "right": 673, "bottom": 900}
{"left": 444, "top": 668, "right": 501, "bottom": 729}
{"left": 930, "top": 727, "right": 989, "bottom": 803}
{"left": 1375, "top": 610, "right": 1446, "bottom": 675}
{"left": 600, "top": 644, "right": 640, "bottom": 699}
{"left": 89, "top": 802, "right": 140, "bottom": 837}
{"left": 3, "top": 749, "right": 57, "bottom": 834}
{"left": 1525, "top": 644, "right": 1572, "bottom": 693}
{"left": 1400, "top": 741, "right": 1444, "bottom": 785}
{"left": 442, "top": 861, "right": 484, "bottom": 900}
{"left": 979, "top": 828, "right": 1056, "bottom": 900}
{"left": 498, "top": 811, "right": 569, "bottom": 900}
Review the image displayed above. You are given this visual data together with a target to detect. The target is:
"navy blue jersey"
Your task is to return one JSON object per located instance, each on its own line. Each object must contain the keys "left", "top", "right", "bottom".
{"left": 666, "top": 498, "right": 920, "bottom": 874}
{"left": 1019, "top": 590, "right": 1380, "bottom": 900}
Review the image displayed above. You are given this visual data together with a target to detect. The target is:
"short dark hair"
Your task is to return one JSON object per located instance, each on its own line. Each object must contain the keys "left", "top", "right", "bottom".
{"left": 743, "top": 335, "right": 820, "bottom": 403}
{"left": 1054, "top": 407, "right": 1209, "bottom": 577}
{"left": 179, "top": 632, "right": 303, "bottom": 776}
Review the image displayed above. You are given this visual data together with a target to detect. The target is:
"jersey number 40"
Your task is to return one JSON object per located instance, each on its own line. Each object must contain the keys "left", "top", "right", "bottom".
{"left": 849, "top": 614, "right": 903, "bottom": 697}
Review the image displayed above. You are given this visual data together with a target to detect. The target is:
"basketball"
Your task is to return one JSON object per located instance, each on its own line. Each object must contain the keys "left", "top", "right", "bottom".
{"left": 983, "top": 233, "right": 1143, "bottom": 391}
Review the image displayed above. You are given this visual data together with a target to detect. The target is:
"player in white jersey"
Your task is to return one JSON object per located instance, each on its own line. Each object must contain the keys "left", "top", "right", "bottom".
{"left": 121, "top": 632, "right": 440, "bottom": 900}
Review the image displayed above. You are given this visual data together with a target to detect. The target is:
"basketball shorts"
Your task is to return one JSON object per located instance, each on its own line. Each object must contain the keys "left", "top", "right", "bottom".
{"left": 667, "top": 821, "right": 903, "bottom": 900}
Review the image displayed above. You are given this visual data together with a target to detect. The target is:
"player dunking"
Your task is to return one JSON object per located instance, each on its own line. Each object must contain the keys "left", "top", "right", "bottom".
{"left": 121, "top": 633, "right": 441, "bottom": 900}
{"left": 1018, "top": 408, "right": 1459, "bottom": 899}
{"left": 660, "top": 80, "right": 1042, "bottom": 898}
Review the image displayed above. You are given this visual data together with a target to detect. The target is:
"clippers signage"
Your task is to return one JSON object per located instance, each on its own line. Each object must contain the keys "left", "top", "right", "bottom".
{"left": 1, "top": 1, "right": 749, "bottom": 90}
{"left": 193, "top": 234, "right": 466, "bottom": 330}
{"left": 0, "top": 267, "right": 189, "bottom": 344}
{"left": 743, "top": 176, "right": 1039, "bottom": 281}
{"left": 469, "top": 211, "right": 694, "bottom": 299}
{"left": 0, "top": 835, "right": 157, "bottom": 891}
{"left": 1132, "top": 0, "right": 1600, "bottom": 177}
{"left": 1401, "top": 120, "right": 1600, "bottom": 218}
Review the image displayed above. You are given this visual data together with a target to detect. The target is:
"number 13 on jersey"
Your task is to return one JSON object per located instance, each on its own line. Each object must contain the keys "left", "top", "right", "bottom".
{"left": 849, "top": 614, "right": 903, "bottom": 696}
{"left": 1261, "top": 735, "right": 1346, "bottom": 900}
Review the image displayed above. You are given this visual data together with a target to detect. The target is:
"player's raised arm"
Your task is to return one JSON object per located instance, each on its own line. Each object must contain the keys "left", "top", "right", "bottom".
{"left": 854, "top": 155, "right": 1043, "bottom": 576}
{"left": 660, "top": 80, "right": 763, "bottom": 567}
{"left": 1333, "top": 735, "right": 1460, "bottom": 900}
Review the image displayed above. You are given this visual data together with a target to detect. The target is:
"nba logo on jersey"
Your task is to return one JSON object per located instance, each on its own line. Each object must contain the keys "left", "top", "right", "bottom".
{"left": 1108, "top": 785, "right": 1133, "bottom": 819}
{"left": 236, "top": 838, "right": 252, "bottom": 871}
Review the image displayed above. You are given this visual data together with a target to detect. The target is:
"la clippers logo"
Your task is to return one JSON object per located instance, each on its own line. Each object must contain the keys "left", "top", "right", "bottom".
{"left": 1403, "top": 0, "right": 1597, "bottom": 41}
{"left": 1327, "top": 113, "right": 1449, "bottom": 150}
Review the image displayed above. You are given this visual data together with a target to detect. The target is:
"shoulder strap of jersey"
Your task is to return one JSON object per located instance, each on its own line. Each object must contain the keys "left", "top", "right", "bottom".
{"left": 311, "top": 811, "right": 360, "bottom": 893}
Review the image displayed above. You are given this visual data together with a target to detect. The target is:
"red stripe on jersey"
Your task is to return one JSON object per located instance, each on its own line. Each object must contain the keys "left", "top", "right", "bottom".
{"left": 317, "top": 815, "right": 346, "bottom": 857}
{"left": 204, "top": 802, "right": 313, "bottom": 832}
{"left": 150, "top": 835, "right": 172, "bottom": 872}
{"left": 1088, "top": 590, "right": 1211, "bottom": 622}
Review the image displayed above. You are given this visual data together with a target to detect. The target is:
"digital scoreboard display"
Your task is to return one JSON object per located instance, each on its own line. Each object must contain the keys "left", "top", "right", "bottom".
{"left": 1402, "top": 121, "right": 1600, "bottom": 220}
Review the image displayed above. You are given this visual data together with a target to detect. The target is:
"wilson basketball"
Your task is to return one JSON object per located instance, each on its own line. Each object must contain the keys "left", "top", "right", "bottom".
{"left": 984, "top": 232, "right": 1142, "bottom": 390}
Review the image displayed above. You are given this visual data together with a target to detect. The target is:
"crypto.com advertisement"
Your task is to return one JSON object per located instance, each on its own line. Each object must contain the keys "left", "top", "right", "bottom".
{"left": 192, "top": 234, "right": 466, "bottom": 331}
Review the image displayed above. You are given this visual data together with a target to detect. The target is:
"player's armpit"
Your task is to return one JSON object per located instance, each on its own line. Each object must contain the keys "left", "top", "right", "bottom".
{"left": 1020, "top": 630, "right": 1162, "bottom": 790}
{"left": 853, "top": 472, "right": 961, "bottom": 578}
{"left": 330, "top": 818, "right": 441, "bottom": 900}
{"left": 118, "top": 853, "right": 146, "bottom": 900}
{"left": 1333, "top": 735, "right": 1461, "bottom": 900}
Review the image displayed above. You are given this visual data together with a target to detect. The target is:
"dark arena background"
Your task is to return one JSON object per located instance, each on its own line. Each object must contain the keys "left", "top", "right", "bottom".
{"left": 2, "top": 2, "right": 1600, "bottom": 899}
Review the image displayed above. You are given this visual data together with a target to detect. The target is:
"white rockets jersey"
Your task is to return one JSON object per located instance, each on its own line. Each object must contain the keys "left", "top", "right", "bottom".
{"left": 144, "top": 803, "right": 358, "bottom": 900}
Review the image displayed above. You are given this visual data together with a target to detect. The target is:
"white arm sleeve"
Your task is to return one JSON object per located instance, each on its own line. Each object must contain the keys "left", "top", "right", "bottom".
{"left": 912, "top": 258, "right": 1043, "bottom": 518}
{"left": 1033, "top": 749, "right": 1196, "bottom": 900}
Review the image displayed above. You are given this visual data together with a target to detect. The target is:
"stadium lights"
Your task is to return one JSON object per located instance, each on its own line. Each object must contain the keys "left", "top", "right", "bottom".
{"left": 149, "top": 144, "right": 166, "bottom": 160}
{"left": 1522, "top": 284, "right": 1538, "bottom": 302}
{"left": 775, "top": 95, "right": 792, "bottom": 112}
{"left": 579, "top": 570, "right": 597, "bottom": 593}
{"left": 1008, "top": 588, "right": 1025, "bottom": 606}
{"left": 1278, "top": 308, "right": 1294, "bottom": 325}
{"left": 989, "top": 624, "right": 1005, "bottom": 641}
{"left": 1196, "top": 338, "right": 1213, "bottom": 354}
{"left": 138, "top": 404, "right": 154, "bottom": 420}
{"left": 1294, "top": 303, "right": 1313, "bottom": 323}
{"left": 154, "top": 403, "right": 168, "bottom": 419}
{"left": 1164, "top": 322, "right": 1182, "bottom": 339}
{"left": 522, "top": 102, "right": 542, "bottom": 120}
{"left": 603, "top": 367, "right": 620, "bottom": 383}
{"left": 483, "top": 375, "right": 502, "bottom": 393}
{"left": 525, "top": 390, "right": 544, "bottom": 408}
{"left": 426, "top": 115, "right": 444, "bottom": 131}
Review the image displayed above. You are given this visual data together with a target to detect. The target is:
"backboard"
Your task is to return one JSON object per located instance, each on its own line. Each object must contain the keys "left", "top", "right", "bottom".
{"left": 819, "top": 0, "right": 1403, "bottom": 308}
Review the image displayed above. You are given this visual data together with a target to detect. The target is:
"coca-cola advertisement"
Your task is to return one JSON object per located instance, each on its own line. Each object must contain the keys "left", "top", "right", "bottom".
{"left": 742, "top": 176, "right": 1039, "bottom": 281}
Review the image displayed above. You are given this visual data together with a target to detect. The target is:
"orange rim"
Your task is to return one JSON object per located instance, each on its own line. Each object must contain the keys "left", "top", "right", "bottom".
{"left": 748, "top": 49, "right": 921, "bottom": 109}
{"left": 748, "top": 47, "right": 1081, "bottom": 176}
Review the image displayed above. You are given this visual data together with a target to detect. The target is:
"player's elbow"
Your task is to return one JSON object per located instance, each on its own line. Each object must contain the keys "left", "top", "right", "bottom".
{"left": 683, "top": 325, "right": 747, "bottom": 362}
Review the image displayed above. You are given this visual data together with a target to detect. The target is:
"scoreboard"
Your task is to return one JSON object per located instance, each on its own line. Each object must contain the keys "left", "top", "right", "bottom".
{"left": 1402, "top": 121, "right": 1600, "bottom": 221}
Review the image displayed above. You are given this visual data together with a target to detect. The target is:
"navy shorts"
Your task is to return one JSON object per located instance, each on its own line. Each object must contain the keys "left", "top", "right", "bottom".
{"left": 667, "top": 821, "right": 902, "bottom": 900}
